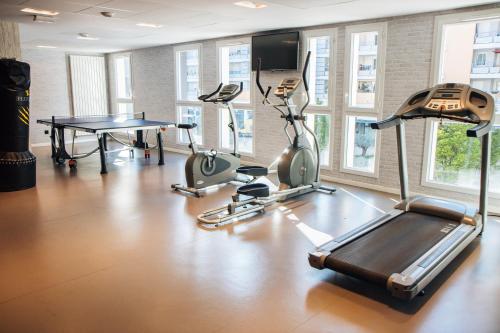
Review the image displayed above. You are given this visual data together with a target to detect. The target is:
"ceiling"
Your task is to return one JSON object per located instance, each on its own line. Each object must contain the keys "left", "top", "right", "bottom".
{"left": 0, "top": 0, "right": 495, "bottom": 53}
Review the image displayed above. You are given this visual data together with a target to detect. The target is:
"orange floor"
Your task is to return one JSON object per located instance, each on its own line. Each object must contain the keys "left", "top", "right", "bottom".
{"left": 0, "top": 146, "right": 499, "bottom": 333}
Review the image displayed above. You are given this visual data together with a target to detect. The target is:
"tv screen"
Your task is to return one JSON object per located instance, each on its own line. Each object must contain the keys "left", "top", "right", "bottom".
{"left": 252, "top": 31, "right": 299, "bottom": 71}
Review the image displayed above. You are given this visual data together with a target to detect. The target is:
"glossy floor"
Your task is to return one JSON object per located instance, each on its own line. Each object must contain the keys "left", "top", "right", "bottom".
{"left": 0, "top": 147, "right": 499, "bottom": 333}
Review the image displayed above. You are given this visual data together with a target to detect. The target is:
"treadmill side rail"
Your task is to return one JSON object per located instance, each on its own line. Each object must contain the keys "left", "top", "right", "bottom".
{"left": 387, "top": 223, "right": 479, "bottom": 299}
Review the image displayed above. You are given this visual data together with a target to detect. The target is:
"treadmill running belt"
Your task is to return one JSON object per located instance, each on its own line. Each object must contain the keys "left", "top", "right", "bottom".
{"left": 324, "top": 212, "right": 460, "bottom": 286}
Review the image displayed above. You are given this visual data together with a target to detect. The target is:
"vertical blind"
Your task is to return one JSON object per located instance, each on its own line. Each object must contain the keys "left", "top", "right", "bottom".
{"left": 69, "top": 55, "right": 108, "bottom": 117}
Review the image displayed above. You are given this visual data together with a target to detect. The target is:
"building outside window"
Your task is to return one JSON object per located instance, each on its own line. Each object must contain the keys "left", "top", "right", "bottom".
{"left": 425, "top": 12, "right": 500, "bottom": 194}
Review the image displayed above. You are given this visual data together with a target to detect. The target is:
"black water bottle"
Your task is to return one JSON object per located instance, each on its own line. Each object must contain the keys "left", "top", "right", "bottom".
{"left": 0, "top": 58, "right": 36, "bottom": 191}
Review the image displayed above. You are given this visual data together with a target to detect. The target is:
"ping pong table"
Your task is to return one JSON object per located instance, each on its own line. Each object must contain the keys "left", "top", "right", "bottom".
{"left": 37, "top": 113, "right": 175, "bottom": 174}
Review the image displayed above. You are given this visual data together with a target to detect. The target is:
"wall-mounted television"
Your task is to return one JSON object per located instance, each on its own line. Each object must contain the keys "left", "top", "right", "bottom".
{"left": 251, "top": 31, "right": 299, "bottom": 71}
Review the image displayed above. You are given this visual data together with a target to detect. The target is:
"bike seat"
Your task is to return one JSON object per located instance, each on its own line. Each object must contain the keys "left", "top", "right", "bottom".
{"left": 237, "top": 183, "right": 270, "bottom": 198}
{"left": 237, "top": 166, "right": 268, "bottom": 177}
{"left": 177, "top": 123, "right": 197, "bottom": 129}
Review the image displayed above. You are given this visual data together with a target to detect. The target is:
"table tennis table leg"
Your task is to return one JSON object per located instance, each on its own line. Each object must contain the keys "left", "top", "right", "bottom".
{"left": 50, "top": 126, "right": 56, "bottom": 158}
{"left": 97, "top": 134, "right": 108, "bottom": 174}
{"left": 157, "top": 129, "right": 164, "bottom": 166}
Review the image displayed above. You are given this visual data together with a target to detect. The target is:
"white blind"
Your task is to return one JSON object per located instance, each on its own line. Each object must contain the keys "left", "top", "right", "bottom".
{"left": 69, "top": 55, "right": 108, "bottom": 116}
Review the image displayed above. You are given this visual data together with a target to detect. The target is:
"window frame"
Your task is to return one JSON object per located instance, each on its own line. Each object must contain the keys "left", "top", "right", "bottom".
{"left": 302, "top": 28, "right": 338, "bottom": 169}
{"left": 111, "top": 52, "right": 134, "bottom": 114}
{"left": 423, "top": 8, "right": 500, "bottom": 197}
{"left": 340, "top": 22, "right": 387, "bottom": 178}
{"left": 216, "top": 38, "right": 255, "bottom": 156}
{"left": 174, "top": 43, "right": 204, "bottom": 145}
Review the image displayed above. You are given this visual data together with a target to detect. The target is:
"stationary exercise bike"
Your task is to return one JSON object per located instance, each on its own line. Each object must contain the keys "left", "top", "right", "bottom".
{"left": 171, "top": 82, "right": 257, "bottom": 197}
{"left": 197, "top": 51, "right": 336, "bottom": 226}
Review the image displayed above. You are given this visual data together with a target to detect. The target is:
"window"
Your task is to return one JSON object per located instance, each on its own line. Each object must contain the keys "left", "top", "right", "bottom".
{"left": 306, "top": 36, "right": 331, "bottom": 106}
{"left": 425, "top": 9, "right": 500, "bottom": 194}
{"left": 341, "top": 23, "right": 386, "bottom": 176}
{"left": 303, "top": 29, "right": 337, "bottom": 168}
{"left": 217, "top": 39, "right": 254, "bottom": 154}
{"left": 114, "top": 54, "right": 133, "bottom": 114}
{"left": 220, "top": 108, "right": 254, "bottom": 154}
{"left": 176, "top": 48, "right": 200, "bottom": 101}
{"left": 175, "top": 44, "right": 203, "bottom": 144}
{"left": 344, "top": 116, "right": 377, "bottom": 172}
{"left": 305, "top": 113, "right": 331, "bottom": 167}
{"left": 69, "top": 55, "right": 108, "bottom": 117}
{"left": 349, "top": 31, "right": 378, "bottom": 108}
{"left": 475, "top": 53, "right": 486, "bottom": 66}
{"left": 178, "top": 106, "right": 202, "bottom": 144}
{"left": 218, "top": 40, "right": 251, "bottom": 104}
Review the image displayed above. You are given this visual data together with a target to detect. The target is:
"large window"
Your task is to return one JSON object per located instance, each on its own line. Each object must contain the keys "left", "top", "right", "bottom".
{"left": 344, "top": 116, "right": 377, "bottom": 172}
{"left": 425, "top": 9, "right": 500, "bottom": 194}
{"left": 220, "top": 108, "right": 254, "bottom": 154}
{"left": 175, "top": 44, "right": 203, "bottom": 144}
{"left": 218, "top": 40, "right": 251, "bottom": 104}
{"left": 114, "top": 54, "right": 133, "bottom": 114}
{"left": 217, "top": 39, "right": 254, "bottom": 154}
{"left": 341, "top": 23, "right": 386, "bottom": 176}
{"left": 303, "top": 29, "right": 336, "bottom": 168}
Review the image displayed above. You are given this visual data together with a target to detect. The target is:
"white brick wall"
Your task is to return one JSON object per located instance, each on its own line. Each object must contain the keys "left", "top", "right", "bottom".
{"left": 22, "top": 49, "right": 72, "bottom": 145}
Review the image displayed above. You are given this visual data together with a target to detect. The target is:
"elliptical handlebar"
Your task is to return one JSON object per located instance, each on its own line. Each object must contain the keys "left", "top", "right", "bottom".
{"left": 302, "top": 51, "right": 311, "bottom": 93}
{"left": 298, "top": 51, "right": 311, "bottom": 117}
{"left": 198, "top": 83, "right": 223, "bottom": 101}
{"left": 256, "top": 58, "right": 272, "bottom": 102}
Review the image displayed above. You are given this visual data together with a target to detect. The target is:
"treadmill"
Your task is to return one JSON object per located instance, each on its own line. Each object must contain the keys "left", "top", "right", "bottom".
{"left": 308, "top": 83, "right": 495, "bottom": 300}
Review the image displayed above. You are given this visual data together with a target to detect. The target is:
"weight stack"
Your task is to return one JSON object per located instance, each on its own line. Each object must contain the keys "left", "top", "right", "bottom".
{"left": 0, "top": 59, "right": 36, "bottom": 191}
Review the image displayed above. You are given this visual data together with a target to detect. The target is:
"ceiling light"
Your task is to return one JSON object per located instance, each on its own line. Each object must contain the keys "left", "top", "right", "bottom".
{"left": 36, "top": 45, "right": 57, "bottom": 49}
{"left": 21, "top": 8, "right": 59, "bottom": 16}
{"left": 77, "top": 33, "right": 99, "bottom": 41}
{"left": 100, "top": 11, "right": 115, "bottom": 18}
{"left": 33, "top": 15, "right": 55, "bottom": 23}
{"left": 234, "top": 1, "right": 267, "bottom": 9}
{"left": 136, "top": 23, "right": 163, "bottom": 28}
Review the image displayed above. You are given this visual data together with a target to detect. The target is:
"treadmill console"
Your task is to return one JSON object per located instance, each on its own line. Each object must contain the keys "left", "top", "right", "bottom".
{"left": 425, "top": 88, "right": 462, "bottom": 112}
{"left": 275, "top": 78, "right": 301, "bottom": 97}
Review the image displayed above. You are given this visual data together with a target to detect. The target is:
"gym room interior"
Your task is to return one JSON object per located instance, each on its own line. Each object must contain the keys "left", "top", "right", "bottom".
{"left": 0, "top": 0, "right": 500, "bottom": 332}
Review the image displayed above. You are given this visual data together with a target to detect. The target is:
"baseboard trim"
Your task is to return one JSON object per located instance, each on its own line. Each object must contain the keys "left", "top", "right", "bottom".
{"left": 164, "top": 147, "right": 500, "bottom": 215}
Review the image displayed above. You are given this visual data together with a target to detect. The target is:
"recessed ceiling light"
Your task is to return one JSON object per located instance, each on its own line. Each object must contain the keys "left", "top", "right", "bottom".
{"left": 234, "top": 1, "right": 267, "bottom": 9}
{"left": 136, "top": 23, "right": 163, "bottom": 28}
{"left": 36, "top": 45, "right": 57, "bottom": 49}
{"left": 77, "top": 33, "right": 99, "bottom": 41}
{"left": 21, "top": 8, "right": 59, "bottom": 16}
{"left": 100, "top": 11, "right": 115, "bottom": 18}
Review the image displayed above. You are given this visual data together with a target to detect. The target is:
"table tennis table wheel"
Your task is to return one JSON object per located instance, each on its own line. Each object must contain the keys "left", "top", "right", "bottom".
{"left": 68, "top": 159, "right": 77, "bottom": 169}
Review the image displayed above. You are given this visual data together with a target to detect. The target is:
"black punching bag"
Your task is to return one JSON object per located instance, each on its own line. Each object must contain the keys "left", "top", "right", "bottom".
{"left": 0, "top": 59, "right": 36, "bottom": 191}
